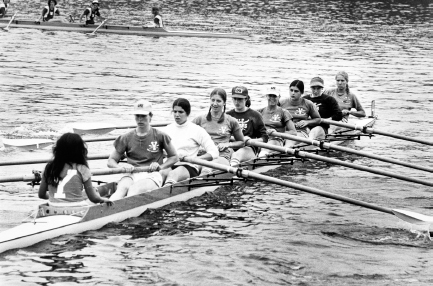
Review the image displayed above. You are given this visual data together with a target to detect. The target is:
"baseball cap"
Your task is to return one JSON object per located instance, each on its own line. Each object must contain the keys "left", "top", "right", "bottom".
{"left": 265, "top": 86, "right": 280, "bottom": 96}
{"left": 231, "top": 86, "right": 248, "bottom": 98}
{"left": 130, "top": 100, "right": 152, "bottom": 115}
{"left": 92, "top": 0, "right": 99, "bottom": 5}
{"left": 310, "top": 77, "right": 324, "bottom": 88}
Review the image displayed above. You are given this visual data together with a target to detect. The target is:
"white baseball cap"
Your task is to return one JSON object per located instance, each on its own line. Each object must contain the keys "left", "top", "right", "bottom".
{"left": 130, "top": 100, "right": 152, "bottom": 115}
{"left": 265, "top": 86, "right": 280, "bottom": 96}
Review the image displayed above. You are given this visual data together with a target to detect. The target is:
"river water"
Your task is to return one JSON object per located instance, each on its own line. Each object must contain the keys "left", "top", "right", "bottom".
{"left": 0, "top": 0, "right": 432, "bottom": 285}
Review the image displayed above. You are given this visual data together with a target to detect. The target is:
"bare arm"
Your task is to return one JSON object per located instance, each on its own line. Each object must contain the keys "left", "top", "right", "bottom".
{"left": 160, "top": 141, "right": 178, "bottom": 169}
{"left": 83, "top": 179, "right": 113, "bottom": 205}
{"left": 38, "top": 176, "right": 49, "bottom": 200}
{"left": 107, "top": 149, "right": 123, "bottom": 168}
{"left": 285, "top": 120, "right": 297, "bottom": 136}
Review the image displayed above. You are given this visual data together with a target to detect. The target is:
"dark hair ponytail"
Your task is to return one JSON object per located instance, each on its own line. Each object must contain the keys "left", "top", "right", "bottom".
{"left": 206, "top": 88, "right": 227, "bottom": 123}
{"left": 245, "top": 96, "right": 251, "bottom": 107}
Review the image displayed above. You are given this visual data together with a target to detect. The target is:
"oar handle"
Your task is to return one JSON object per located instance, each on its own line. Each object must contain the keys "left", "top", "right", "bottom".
{"left": 181, "top": 156, "right": 394, "bottom": 215}
{"left": 0, "top": 153, "right": 110, "bottom": 166}
{"left": 246, "top": 140, "right": 433, "bottom": 187}
{"left": 321, "top": 119, "right": 433, "bottom": 146}
{"left": 114, "top": 122, "right": 170, "bottom": 129}
{"left": 271, "top": 132, "right": 433, "bottom": 173}
{"left": 0, "top": 166, "right": 150, "bottom": 183}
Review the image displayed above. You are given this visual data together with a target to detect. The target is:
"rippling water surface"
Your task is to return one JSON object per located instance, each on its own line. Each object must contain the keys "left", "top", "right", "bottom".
{"left": 0, "top": 0, "right": 432, "bottom": 285}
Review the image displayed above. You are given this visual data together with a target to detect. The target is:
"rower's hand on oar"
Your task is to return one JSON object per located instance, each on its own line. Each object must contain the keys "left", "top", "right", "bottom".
{"left": 122, "top": 163, "right": 135, "bottom": 173}
{"left": 101, "top": 197, "right": 114, "bottom": 206}
{"left": 342, "top": 109, "right": 350, "bottom": 116}
{"left": 266, "top": 129, "right": 276, "bottom": 136}
{"left": 177, "top": 150, "right": 188, "bottom": 161}
{"left": 148, "top": 162, "right": 161, "bottom": 172}
{"left": 295, "top": 121, "right": 308, "bottom": 129}
{"left": 217, "top": 142, "right": 230, "bottom": 151}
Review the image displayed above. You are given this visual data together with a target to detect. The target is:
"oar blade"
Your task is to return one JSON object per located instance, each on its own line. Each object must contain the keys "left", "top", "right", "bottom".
{"left": 86, "top": 33, "right": 97, "bottom": 37}
{"left": 392, "top": 209, "right": 433, "bottom": 226}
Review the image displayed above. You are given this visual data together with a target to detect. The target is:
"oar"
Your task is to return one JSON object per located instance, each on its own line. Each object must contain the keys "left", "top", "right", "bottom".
{"left": 246, "top": 140, "right": 433, "bottom": 187}
{"left": 0, "top": 153, "right": 110, "bottom": 166}
{"left": 182, "top": 156, "right": 433, "bottom": 226}
{"left": 0, "top": 166, "right": 150, "bottom": 183}
{"left": 73, "top": 121, "right": 169, "bottom": 135}
{"left": 86, "top": 19, "right": 107, "bottom": 37}
{"left": 271, "top": 132, "right": 433, "bottom": 173}
{"left": 321, "top": 119, "right": 433, "bottom": 146}
{"left": 2, "top": 12, "right": 17, "bottom": 32}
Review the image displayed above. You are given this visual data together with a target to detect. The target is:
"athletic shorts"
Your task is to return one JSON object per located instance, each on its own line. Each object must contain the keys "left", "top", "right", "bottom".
{"left": 219, "top": 148, "right": 234, "bottom": 161}
{"left": 172, "top": 164, "right": 199, "bottom": 178}
{"left": 268, "top": 137, "right": 285, "bottom": 146}
{"left": 122, "top": 171, "right": 163, "bottom": 188}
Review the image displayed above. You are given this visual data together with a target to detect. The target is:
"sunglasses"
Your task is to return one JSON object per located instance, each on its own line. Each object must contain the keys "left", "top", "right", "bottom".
{"left": 311, "top": 86, "right": 323, "bottom": 90}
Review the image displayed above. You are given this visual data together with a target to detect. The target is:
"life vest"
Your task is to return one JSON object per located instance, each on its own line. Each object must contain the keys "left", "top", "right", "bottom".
{"left": 154, "top": 14, "right": 163, "bottom": 27}
{"left": 86, "top": 7, "right": 99, "bottom": 21}
{"left": 43, "top": 6, "right": 58, "bottom": 21}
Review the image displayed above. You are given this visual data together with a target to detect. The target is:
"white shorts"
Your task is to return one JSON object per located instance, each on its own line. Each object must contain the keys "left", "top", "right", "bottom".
{"left": 122, "top": 171, "right": 163, "bottom": 188}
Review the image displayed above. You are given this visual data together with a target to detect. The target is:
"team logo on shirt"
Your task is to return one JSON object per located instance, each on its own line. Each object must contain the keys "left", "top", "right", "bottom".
{"left": 295, "top": 108, "right": 307, "bottom": 115}
{"left": 218, "top": 126, "right": 229, "bottom": 135}
{"left": 237, "top": 119, "right": 250, "bottom": 131}
{"left": 270, "top": 114, "right": 281, "bottom": 122}
{"left": 147, "top": 141, "right": 159, "bottom": 152}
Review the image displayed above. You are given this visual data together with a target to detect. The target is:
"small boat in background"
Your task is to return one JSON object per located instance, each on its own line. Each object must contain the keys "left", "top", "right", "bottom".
{"left": 0, "top": 19, "right": 249, "bottom": 39}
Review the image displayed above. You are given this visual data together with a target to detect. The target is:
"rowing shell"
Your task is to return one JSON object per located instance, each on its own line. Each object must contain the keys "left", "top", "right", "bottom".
{"left": 0, "top": 116, "right": 376, "bottom": 254}
{"left": 0, "top": 19, "right": 249, "bottom": 40}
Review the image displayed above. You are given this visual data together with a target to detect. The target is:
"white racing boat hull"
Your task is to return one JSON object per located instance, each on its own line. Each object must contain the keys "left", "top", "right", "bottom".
{"left": 0, "top": 116, "right": 376, "bottom": 254}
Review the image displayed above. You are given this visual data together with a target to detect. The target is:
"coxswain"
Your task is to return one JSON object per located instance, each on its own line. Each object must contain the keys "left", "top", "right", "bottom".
{"left": 303, "top": 77, "right": 343, "bottom": 140}
{"left": 0, "top": 0, "right": 10, "bottom": 18}
{"left": 79, "top": 0, "right": 103, "bottom": 25}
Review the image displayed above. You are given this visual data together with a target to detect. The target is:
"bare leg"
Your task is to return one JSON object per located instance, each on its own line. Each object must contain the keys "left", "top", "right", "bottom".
{"left": 163, "top": 166, "right": 190, "bottom": 186}
{"left": 230, "top": 146, "right": 256, "bottom": 166}
{"left": 258, "top": 139, "right": 281, "bottom": 157}
{"left": 109, "top": 176, "right": 133, "bottom": 200}
{"left": 308, "top": 126, "right": 326, "bottom": 141}
{"left": 201, "top": 157, "right": 229, "bottom": 175}
{"left": 284, "top": 131, "right": 309, "bottom": 148}
{"left": 127, "top": 178, "right": 159, "bottom": 196}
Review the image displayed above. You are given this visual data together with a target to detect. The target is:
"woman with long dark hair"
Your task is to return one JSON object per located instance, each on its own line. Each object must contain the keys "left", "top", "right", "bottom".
{"left": 192, "top": 88, "right": 244, "bottom": 173}
{"left": 161, "top": 98, "right": 219, "bottom": 185}
{"left": 39, "top": 133, "right": 112, "bottom": 206}
{"left": 279, "top": 80, "right": 321, "bottom": 147}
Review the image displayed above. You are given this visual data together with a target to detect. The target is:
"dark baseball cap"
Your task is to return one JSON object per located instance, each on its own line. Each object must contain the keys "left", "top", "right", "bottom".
{"left": 231, "top": 86, "right": 248, "bottom": 98}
